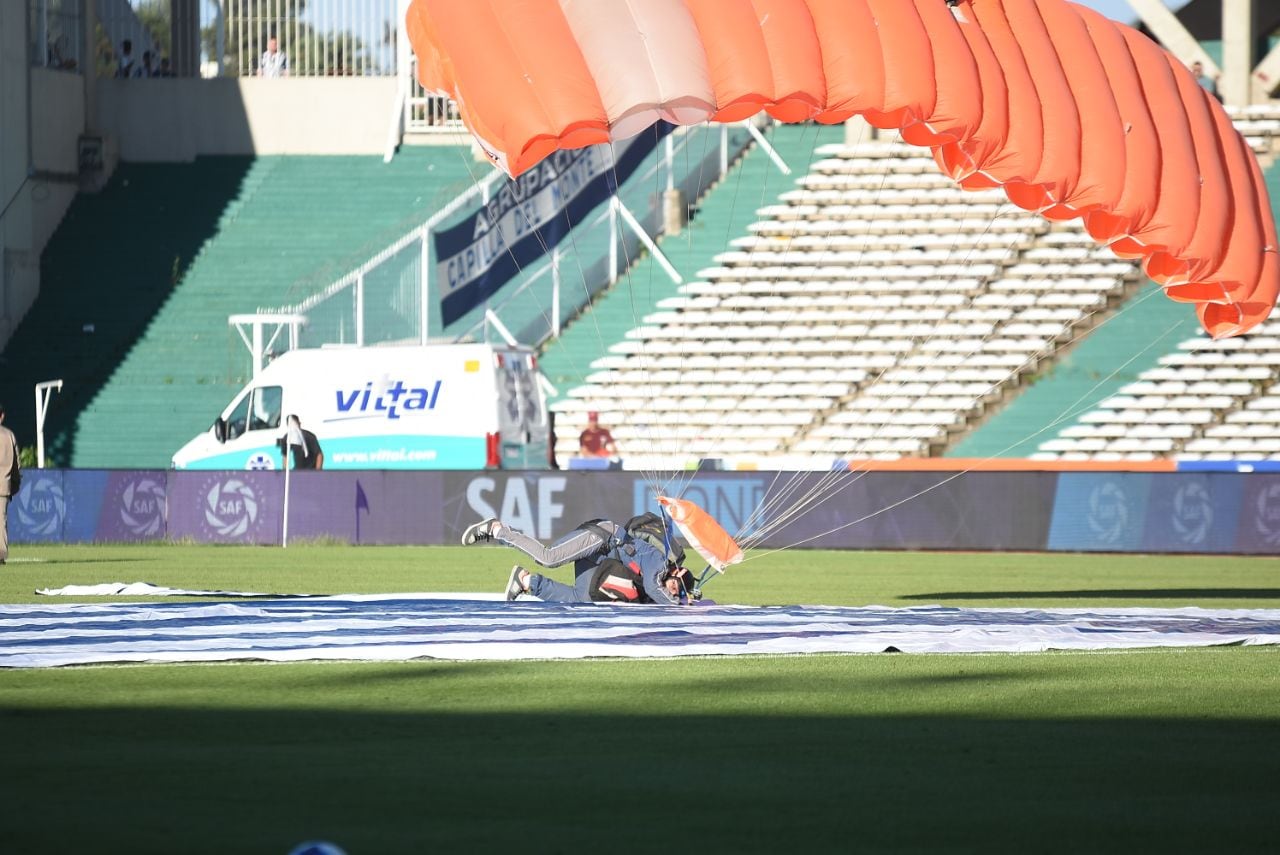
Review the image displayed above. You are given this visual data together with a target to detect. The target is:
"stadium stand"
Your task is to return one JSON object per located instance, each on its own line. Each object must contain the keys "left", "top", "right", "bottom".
{"left": 550, "top": 105, "right": 1280, "bottom": 468}
{"left": 550, "top": 134, "right": 1141, "bottom": 467}
{"left": 0, "top": 148, "right": 474, "bottom": 467}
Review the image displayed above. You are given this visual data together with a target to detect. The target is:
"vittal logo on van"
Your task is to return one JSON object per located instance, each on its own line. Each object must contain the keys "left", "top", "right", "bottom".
{"left": 331, "top": 380, "right": 442, "bottom": 421}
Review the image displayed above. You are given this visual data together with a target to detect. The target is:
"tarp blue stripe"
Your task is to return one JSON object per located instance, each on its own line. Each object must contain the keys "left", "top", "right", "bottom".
{"left": 4, "top": 596, "right": 1280, "bottom": 667}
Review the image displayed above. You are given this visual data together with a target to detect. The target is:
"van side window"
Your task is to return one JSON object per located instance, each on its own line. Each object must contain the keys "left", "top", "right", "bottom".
{"left": 249, "top": 386, "right": 283, "bottom": 431}
{"left": 226, "top": 394, "right": 250, "bottom": 441}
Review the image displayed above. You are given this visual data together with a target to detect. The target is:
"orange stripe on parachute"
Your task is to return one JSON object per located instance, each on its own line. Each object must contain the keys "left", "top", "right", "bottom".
{"left": 401, "top": 0, "right": 1280, "bottom": 338}
{"left": 658, "top": 496, "right": 744, "bottom": 573}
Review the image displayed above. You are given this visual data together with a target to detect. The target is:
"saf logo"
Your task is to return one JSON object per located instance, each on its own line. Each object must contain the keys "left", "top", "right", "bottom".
{"left": 119, "top": 478, "right": 166, "bottom": 537}
{"left": 1254, "top": 483, "right": 1280, "bottom": 546}
{"left": 15, "top": 476, "right": 65, "bottom": 538}
{"left": 1170, "top": 481, "right": 1212, "bottom": 545}
{"left": 466, "top": 476, "right": 565, "bottom": 539}
{"left": 203, "top": 478, "right": 259, "bottom": 538}
{"left": 1086, "top": 481, "right": 1129, "bottom": 544}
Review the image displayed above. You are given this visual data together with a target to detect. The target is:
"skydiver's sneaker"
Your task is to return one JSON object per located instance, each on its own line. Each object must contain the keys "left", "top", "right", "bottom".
{"left": 461, "top": 518, "right": 499, "bottom": 545}
{"left": 504, "top": 565, "right": 528, "bottom": 601}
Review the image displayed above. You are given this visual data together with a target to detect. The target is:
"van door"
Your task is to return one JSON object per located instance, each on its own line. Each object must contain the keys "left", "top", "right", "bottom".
{"left": 218, "top": 384, "right": 285, "bottom": 469}
{"left": 495, "top": 351, "right": 550, "bottom": 469}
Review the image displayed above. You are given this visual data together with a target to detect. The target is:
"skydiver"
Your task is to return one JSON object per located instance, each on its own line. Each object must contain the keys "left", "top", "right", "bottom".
{"left": 461, "top": 517, "right": 694, "bottom": 605}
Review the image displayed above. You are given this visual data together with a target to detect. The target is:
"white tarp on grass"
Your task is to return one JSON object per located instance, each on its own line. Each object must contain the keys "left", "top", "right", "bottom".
{"left": 3, "top": 595, "right": 1280, "bottom": 668}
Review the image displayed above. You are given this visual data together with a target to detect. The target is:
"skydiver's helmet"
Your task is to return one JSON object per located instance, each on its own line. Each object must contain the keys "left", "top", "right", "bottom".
{"left": 666, "top": 566, "right": 698, "bottom": 603}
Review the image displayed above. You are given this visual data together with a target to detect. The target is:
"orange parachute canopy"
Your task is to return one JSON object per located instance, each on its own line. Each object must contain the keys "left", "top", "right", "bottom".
{"left": 658, "top": 496, "right": 745, "bottom": 572}
{"left": 405, "top": 0, "right": 1279, "bottom": 338}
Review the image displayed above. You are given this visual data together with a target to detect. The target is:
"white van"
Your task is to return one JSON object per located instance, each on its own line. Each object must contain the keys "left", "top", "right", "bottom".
{"left": 172, "top": 344, "right": 551, "bottom": 470}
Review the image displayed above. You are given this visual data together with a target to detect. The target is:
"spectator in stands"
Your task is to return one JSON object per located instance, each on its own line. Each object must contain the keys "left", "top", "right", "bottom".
{"left": 278, "top": 415, "right": 324, "bottom": 470}
{"left": 0, "top": 403, "right": 21, "bottom": 566}
{"left": 156, "top": 57, "right": 174, "bottom": 78}
{"left": 1190, "top": 61, "right": 1221, "bottom": 102}
{"left": 578, "top": 411, "right": 618, "bottom": 459}
{"left": 116, "top": 39, "right": 138, "bottom": 78}
{"left": 140, "top": 50, "right": 156, "bottom": 78}
{"left": 260, "top": 36, "right": 289, "bottom": 78}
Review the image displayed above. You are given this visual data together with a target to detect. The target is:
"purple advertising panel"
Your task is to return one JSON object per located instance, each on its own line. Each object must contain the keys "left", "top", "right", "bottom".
{"left": 442, "top": 470, "right": 1055, "bottom": 552}
{"left": 61, "top": 470, "right": 169, "bottom": 542}
{"left": 11, "top": 469, "right": 1280, "bottom": 554}
{"left": 168, "top": 471, "right": 285, "bottom": 545}
{"left": 752, "top": 471, "right": 1057, "bottom": 551}
{"left": 1139, "top": 473, "right": 1245, "bottom": 554}
{"left": 166, "top": 470, "right": 446, "bottom": 546}
{"left": 280, "top": 471, "right": 445, "bottom": 545}
{"left": 1048, "top": 473, "right": 1156, "bottom": 552}
{"left": 442, "top": 471, "right": 615, "bottom": 545}
{"left": 1234, "top": 475, "right": 1280, "bottom": 554}
{"left": 8, "top": 470, "right": 66, "bottom": 543}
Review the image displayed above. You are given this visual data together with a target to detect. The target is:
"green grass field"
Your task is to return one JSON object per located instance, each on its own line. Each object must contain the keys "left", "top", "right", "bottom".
{"left": 2, "top": 544, "right": 1279, "bottom": 854}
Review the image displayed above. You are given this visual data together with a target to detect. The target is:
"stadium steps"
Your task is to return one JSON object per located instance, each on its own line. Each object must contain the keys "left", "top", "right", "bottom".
{"left": 538, "top": 123, "right": 845, "bottom": 399}
{"left": 0, "top": 148, "right": 476, "bottom": 467}
{"left": 952, "top": 153, "right": 1280, "bottom": 458}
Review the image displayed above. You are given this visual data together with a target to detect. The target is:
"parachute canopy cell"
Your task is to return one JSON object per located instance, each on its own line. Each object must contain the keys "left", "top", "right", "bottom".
{"left": 404, "top": 0, "right": 1279, "bottom": 337}
{"left": 658, "top": 496, "right": 745, "bottom": 573}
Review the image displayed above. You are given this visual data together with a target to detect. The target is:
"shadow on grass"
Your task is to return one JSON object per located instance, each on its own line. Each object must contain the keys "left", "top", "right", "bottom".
{"left": 1, "top": 705, "right": 1276, "bottom": 854}
{"left": 903, "top": 588, "right": 1280, "bottom": 602}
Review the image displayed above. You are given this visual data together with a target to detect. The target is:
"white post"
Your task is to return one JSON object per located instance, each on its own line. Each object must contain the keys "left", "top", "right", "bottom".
{"left": 33, "top": 380, "right": 63, "bottom": 469}
{"left": 744, "top": 120, "right": 791, "bottom": 175}
{"left": 355, "top": 272, "right": 366, "bottom": 346}
{"left": 1220, "top": 0, "right": 1253, "bottom": 106}
{"left": 282, "top": 456, "right": 291, "bottom": 548}
{"left": 282, "top": 416, "right": 304, "bottom": 549}
{"left": 215, "top": 0, "right": 225, "bottom": 77}
{"left": 420, "top": 229, "right": 430, "bottom": 344}
{"left": 612, "top": 197, "right": 683, "bottom": 284}
{"left": 252, "top": 322, "right": 264, "bottom": 376}
{"left": 720, "top": 125, "right": 729, "bottom": 177}
{"left": 609, "top": 199, "right": 619, "bottom": 283}
{"left": 551, "top": 247, "right": 561, "bottom": 337}
{"left": 666, "top": 134, "right": 675, "bottom": 192}
{"left": 39, "top": 0, "right": 48, "bottom": 68}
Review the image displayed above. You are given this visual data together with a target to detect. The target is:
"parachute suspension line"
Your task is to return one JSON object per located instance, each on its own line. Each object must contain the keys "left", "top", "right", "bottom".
{"left": 743, "top": 310, "right": 1187, "bottom": 560}
{"left": 738, "top": 275, "right": 1168, "bottom": 552}
{"left": 438, "top": 119, "right": 1176, "bottom": 565}
{"left": 732, "top": 129, "right": 1033, "bottom": 551}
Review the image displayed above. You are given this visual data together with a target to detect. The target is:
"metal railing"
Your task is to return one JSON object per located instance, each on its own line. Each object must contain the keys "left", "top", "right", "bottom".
{"left": 253, "top": 123, "right": 757, "bottom": 357}
{"left": 93, "top": 0, "right": 400, "bottom": 78}
{"left": 30, "top": 0, "right": 84, "bottom": 72}
{"left": 405, "top": 56, "right": 465, "bottom": 133}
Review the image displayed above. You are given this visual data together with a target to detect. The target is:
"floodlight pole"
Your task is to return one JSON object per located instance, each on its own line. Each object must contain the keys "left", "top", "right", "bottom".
{"left": 34, "top": 380, "right": 63, "bottom": 469}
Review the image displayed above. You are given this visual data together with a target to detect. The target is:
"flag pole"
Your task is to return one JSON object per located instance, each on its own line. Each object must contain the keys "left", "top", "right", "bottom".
{"left": 282, "top": 415, "right": 304, "bottom": 549}
{"left": 283, "top": 440, "right": 292, "bottom": 549}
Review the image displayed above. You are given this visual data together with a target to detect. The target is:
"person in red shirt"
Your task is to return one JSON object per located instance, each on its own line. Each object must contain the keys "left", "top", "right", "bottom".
{"left": 578, "top": 411, "right": 618, "bottom": 458}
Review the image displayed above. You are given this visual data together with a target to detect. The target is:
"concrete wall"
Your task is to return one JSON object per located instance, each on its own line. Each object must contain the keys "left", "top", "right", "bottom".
{"left": 1, "top": 0, "right": 82, "bottom": 350}
{"left": 0, "top": 57, "right": 85, "bottom": 351}
{"left": 96, "top": 76, "right": 398, "bottom": 162}
{"left": 0, "top": 0, "right": 30, "bottom": 349}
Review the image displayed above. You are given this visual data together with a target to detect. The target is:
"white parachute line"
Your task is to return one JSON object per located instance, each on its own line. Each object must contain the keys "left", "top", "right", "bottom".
{"left": 736, "top": 187, "right": 1034, "bottom": 547}
{"left": 736, "top": 199, "right": 1164, "bottom": 551}
{"left": 731, "top": 127, "right": 927, "bottom": 543}
{"left": 739, "top": 282, "right": 1169, "bottom": 549}
{"left": 743, "top": 312, "right": 1187, "bottom": 559}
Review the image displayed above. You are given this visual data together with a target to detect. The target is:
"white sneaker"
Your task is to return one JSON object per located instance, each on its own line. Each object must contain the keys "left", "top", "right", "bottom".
{"left": 461, "top": 518, "right": 499, "bottom": 545}
{"left": 504, "top": 565, "right": 528, "bottom": 601}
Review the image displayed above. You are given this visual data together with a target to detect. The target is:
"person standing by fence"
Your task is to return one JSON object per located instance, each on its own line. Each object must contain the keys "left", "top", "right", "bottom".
{"left": 0, "top": 403, "right": 21, "bottom": 565}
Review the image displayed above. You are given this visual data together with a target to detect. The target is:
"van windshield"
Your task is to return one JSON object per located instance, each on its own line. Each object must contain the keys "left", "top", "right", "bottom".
{"left": 250, "top": 386, "right": 282, "bottom": 431}
{"left": 224, "top": 385, "right": 282, "bottom": 441}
